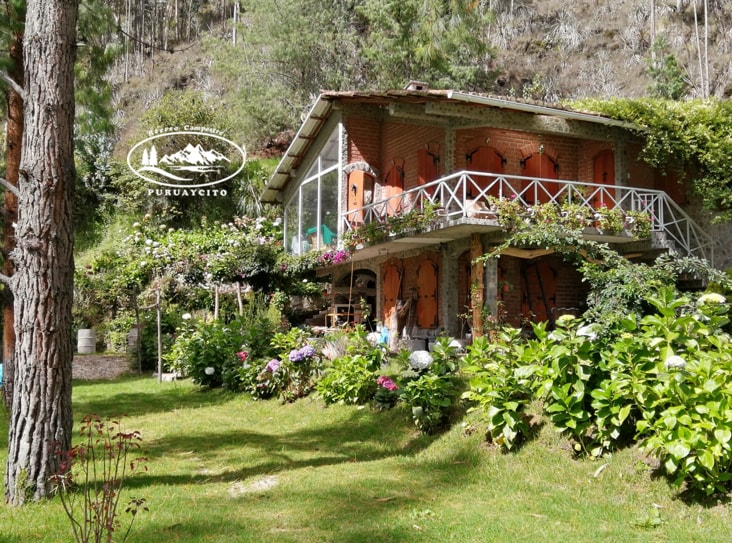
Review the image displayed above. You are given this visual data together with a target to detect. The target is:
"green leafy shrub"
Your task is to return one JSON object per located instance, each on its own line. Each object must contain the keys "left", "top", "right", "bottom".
{"left": 317, "top": 354, "right": 379, "bottom": 405}
{"left": 398, "top": 337, "right": 463, "bottom": 434}
{"left": 462, "top": 330, "right": 538, "bottom": 450}
{"left": 269, "top": 328, "right": 323, "bottom": 402}
{"left": 465, "top": 286, "right": 732, "bottom": 496}
{"left": 165, "top": 317, "right": 247, "bottom": 388}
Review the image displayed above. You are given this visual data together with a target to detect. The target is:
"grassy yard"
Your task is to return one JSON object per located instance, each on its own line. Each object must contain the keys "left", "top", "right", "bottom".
{"left": 1, "top": 377, "right": 731, "bottom": 543}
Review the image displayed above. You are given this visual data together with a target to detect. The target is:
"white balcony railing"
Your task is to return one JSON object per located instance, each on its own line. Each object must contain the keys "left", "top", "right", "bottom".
{"left": 341, "top": 171, "right": 715, "bottom": 264}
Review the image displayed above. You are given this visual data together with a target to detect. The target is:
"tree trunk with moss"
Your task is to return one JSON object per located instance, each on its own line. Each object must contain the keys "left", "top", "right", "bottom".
{"left": 4, "top": 0, "right": 78, "bottom": 505}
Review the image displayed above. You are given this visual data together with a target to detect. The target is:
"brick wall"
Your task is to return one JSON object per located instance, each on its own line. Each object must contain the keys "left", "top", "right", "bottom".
{"left": 72, "top": 355, "right": 130, "bottom": 380}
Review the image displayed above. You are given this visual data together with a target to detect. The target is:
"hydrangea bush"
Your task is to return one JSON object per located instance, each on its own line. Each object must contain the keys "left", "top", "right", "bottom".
{"left": 398, "top": 338, "right": 464, "bottom": 434}
{"left": 464, "top": 286, "right": 732, "bottom": 496}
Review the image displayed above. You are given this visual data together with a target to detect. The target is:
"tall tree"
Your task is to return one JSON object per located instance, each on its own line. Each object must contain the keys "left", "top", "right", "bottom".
{"left": 3, "top": 0, "right": 78, "bottom": 505}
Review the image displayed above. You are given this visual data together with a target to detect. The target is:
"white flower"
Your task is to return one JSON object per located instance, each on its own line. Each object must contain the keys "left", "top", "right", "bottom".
{"left": 182, "top": 313, "right": 192, "bottom": 320}
{"left": 145, "top": 239, "right": 153, "bottom": 245}
{"left": 664, "top": 355, "right": 686, "bottom": 370}
{"left": 140, "top": 261, "right": 147, "bottom": 267}
{"left": 132, "top": 222, "right": 140, "bottom": 228}
{"left": 366, "top": 332, "right": 381, "bottom": 346}
{"left": 698, "top": 293, "right": 726, "bottom": 305}
{"left": 556, "top": 314, "right": 576, "bottom": 327}
{"left": 576, "top": 324, "right": 599, "bottom": 341}
{"left": 204, "top": 367, "right": 215, "bottom": 375}
{"left": 409, "top": 350, "right": 433, "bottom": 370}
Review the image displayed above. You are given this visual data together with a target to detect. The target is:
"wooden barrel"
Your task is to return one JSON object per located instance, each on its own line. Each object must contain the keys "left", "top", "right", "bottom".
{"left": 77, "top": 329, "right": 96, "bottom": 355}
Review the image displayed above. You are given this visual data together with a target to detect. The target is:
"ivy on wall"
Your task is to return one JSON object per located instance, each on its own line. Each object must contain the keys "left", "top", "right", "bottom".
{"left": 572, "top": 98, "right": 732, "bottom": 222}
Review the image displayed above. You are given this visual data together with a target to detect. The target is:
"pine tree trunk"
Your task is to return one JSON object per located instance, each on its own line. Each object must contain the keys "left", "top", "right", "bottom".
{"left": 4, "top": 0, "right": 78, "bottom": 505}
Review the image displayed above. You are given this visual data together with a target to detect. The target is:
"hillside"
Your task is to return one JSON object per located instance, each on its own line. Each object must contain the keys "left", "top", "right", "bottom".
{"left": 106, "top": 0, "right": 731, "bottom": 156}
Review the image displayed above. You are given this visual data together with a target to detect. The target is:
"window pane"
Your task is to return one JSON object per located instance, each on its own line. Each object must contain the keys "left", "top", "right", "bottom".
{"left": 301, "top": 179, "right": 318, "bottom": 251}
{"left": 320, "top": 170, "right": 339, "bottom": 248}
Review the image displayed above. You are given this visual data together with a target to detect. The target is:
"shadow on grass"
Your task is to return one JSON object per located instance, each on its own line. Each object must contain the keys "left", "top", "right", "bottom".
{"left": 126, "top": 405, "right": 439, "bottom": 489}
{"left": 72, "top": 376, "right": 233, "bottom": 418}
{"left": 124, "top": 428, "right": 484, "bottom": 543}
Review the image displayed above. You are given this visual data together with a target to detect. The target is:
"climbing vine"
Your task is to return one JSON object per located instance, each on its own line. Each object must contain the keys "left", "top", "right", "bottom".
{"left": 477, "top": 222, "right": 731, "bottom": 333}
{"left": 572, "top": 98, "right": 732, "bottom": 222}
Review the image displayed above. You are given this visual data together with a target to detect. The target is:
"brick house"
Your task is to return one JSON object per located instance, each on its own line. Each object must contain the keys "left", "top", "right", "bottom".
{"left": 261, "top": 86, "right": 713, "bottom": 347}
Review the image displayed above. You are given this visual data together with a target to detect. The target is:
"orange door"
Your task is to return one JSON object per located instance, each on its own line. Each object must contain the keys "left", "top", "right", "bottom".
{"left": 523, "top": 154, "right": 559, "bottom": 204}
{"left": 382, "top": 264, "right": 401, "bottom": 323}
{"left": 347, "top": 170, "right": 372, "bottom": 225}
{"left": 383, "top": 164, "right": 404, "bottom": 216}
{"left": 418, "top": 147, "right": 440, "bottom": 197}
{"left": 593, "top": 149, "right": 615, "bottom": 208}
{"left": 467, "top": 146, "right": 505, "bottom": 198}
{"left": 416, "top": 259, "right": 438, "bottom": 328}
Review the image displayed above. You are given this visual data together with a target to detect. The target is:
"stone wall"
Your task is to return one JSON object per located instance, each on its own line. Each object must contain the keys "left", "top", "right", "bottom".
{"left": 72, "top": 355, "right": 131, "bottom": 380}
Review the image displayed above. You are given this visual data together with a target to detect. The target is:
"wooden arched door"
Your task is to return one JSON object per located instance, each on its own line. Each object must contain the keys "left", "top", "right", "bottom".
{"left": 416, "top": 257, "right": 439, "bottom": 328}
{"left": 382, "top": 262, "right": 402, "bottom": 324}
{"left": 522, "top": 153, "right": 559, "bottom": 204}
{"left": 347, "top": 170, "right": 373, "bottom": 225}
{"left": 383, "top": 162, "right": 404, "bottom": 216}
{"left": 418, "top": 145, "right": 440, "bottom": 197}
{"left": 466, "top": 145, "right": 506, "bottom": 198}
{"left": 593, "top": 149, "right": 615, "bottom": 208}
{"left": 521, "top": 259, "right": 557, "bottom": 326}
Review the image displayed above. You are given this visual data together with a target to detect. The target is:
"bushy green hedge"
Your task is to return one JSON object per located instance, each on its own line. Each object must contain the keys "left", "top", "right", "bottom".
{"left": 464, "top": 287, "right": 732, "bottom": 496}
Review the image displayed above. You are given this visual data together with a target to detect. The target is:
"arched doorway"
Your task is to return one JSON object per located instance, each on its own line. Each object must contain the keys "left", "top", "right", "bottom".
{"left": 466, "top": 145, "right": 506, "bottom": 198}
{"left": 593, "top": 149, "right": 615, "bottom": 208}
{"left": 521, "top": 152, "right": 559, "bottom": 204}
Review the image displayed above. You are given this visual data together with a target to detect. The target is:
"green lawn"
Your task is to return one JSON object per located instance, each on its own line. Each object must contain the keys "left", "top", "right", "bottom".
{"left": 1, "top": 377, "right": 731, "bottom": 542}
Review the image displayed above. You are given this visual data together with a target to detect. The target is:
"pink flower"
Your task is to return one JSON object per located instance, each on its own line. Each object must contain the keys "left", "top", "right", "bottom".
{"left": 236, "top": 351, "right": 249, "bottom": 362}
{"left": 377, "top": 375, "right": 398, "bottom": 391}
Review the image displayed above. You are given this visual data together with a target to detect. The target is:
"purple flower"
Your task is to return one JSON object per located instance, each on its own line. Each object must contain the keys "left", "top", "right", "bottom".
{"left": 265, "top": 359, "right": 281, "bottom": 372}
{"left": 289, "top": 349, "right": 304, "bottom": 362}
{"left": 300, "top": 345, "right": 316, "bottom": 359}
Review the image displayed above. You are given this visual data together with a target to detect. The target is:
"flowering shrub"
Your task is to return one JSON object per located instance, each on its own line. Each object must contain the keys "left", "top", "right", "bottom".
{"left": 464, "top": 286, "right": 732, "bottom": 496}
{"left": 398, "top": 338, "right": 463, "bottom": 434}
{"left": 166, "top": 313, "right": 280, "bottom": 390}
{"left": 316, "top": 326, "right": 388, "bottom": 405}
{"left": 317, "top": 354, "right": 379, "bottom": 405}
{"left": 319, "top": 249, "right": 350, "bottom": 265}
{"left": 408, "top": 350, "right": 433, "bottom": 371}
{"left": 374, "top": 375, "right": 400, "bottom": 410}
{"left": 270, "top": 328, "right": 323, "bottom": 402}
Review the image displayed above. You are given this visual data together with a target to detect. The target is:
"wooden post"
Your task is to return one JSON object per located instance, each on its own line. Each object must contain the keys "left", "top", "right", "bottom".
{"left": 156, "top": 287, "right": 162, "bottom": 383}
{"left": 470, "top": 234, "right": 484, "bottom": 337}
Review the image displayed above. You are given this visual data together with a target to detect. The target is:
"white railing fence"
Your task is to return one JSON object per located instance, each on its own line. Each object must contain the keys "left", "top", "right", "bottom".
{"left": 340, "top": 171, "right": 715, "bottom": 264}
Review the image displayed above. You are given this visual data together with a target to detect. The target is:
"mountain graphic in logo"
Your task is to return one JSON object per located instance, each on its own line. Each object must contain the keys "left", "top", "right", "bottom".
{"left": 159, "top": 144, "right": 231, "bottom": 168}
{"left": 138, "top": 143, "right": 230, "bottom": 181}
{"left": 127, "top": 130, "right": 246, "bottom": 189}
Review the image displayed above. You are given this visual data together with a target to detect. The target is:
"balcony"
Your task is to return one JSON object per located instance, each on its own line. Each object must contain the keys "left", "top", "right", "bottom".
{"left": 340, "top": 171, "right": 715, "bottom": 265}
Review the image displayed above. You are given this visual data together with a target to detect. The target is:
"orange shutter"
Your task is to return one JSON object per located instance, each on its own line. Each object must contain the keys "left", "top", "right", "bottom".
{"left": 593, "top": 149, "right": 615, "bottom": 208}
{"left": 467, "top": 146, "right": 505, "bottom": 198}
{"left": 416, "top": 259, "right": 438, "bottom": 328}
{"left": 382, "top": 264, "right": 401, "bottom": 323}
{"left": 522, "top": 154, "right": 559, "bottom": 204}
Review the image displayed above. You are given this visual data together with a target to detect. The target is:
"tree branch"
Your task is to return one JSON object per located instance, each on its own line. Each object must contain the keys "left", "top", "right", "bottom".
{"left": 0, "top": 71, "right": 24, "bottom": 100}
{"left": 0, "top": 177, "right": 19, "bottom": 197}
{"left": 0, "top": 272, "right": 13, "bottom": 288}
